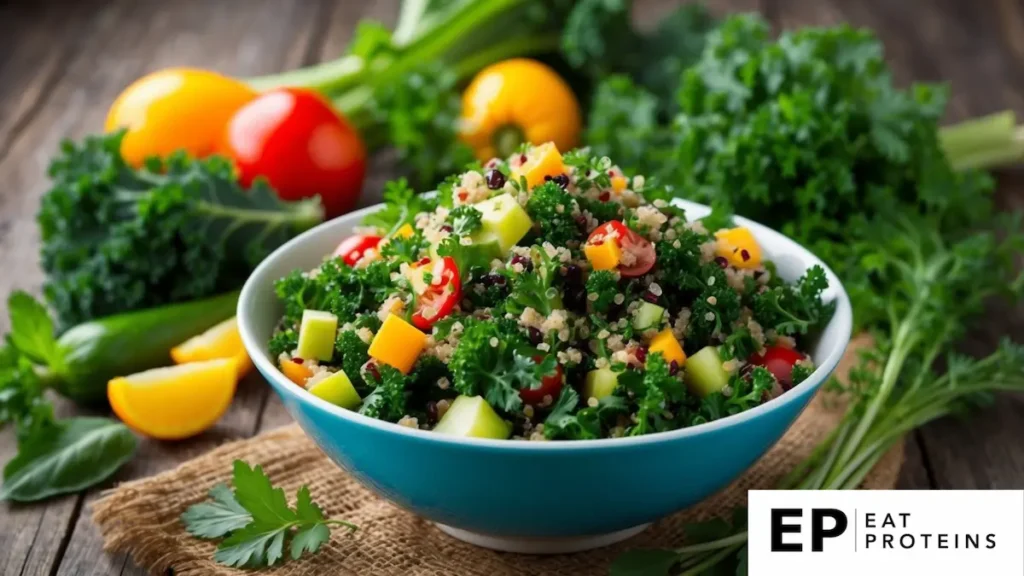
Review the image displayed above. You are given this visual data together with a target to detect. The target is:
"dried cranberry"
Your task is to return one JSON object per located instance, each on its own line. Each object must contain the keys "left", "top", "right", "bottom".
{"left": 482, "top": 273, "right": 506, "bottom": 287}
{"left": 740, "top": 249, "right": 751, "bottom": 262}
{"left": 510, "top": 255, "right": 533, "bottom": 272}
{"left": 669, "top": 360, "right": 680, "bottom": 375}
{"left": 291, "top": 357, "right": 304, "bottom": 364}
{"left": 634, "top": 347, "right": 648, "bottom": 363}
{"left": 552, "top": 174, "right": 570, "bottom": 189}
{"left": 426, "top": 401, "right": 439, "bottom": 423}
{"left": 485, "top": 169, "right": 506, "bottom": 190}
{"left": 642, "top": 291, "right": 659, "bottom": 304}
{"left": 528, "top": 327, "right": 543, "bottom": 344}
{"left": 574, "top": 215, "right": 588, "bottom": 229}
{"left": 715, "top": 256, "right": 729, "bottom": 269}
{"left": 519, "top": 154, "right": 528, "bottom": 164}
{"left": 598, "top": 192, "right": 610, "bottom": 202}
{"left": 564, "top": 264, "right": 582, "bottom": 282}
{"left": 440, "top": 224, "right": 454, "bottom": 233}
{"left": 365, "top": 362, "right": 381, "bottom": 382}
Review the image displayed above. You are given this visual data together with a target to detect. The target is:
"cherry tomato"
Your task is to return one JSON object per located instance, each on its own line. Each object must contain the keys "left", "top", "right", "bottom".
{"left": 106, "top": 68, "right": 257, "bottom": 166}
{"left": 220, "top": 88, "right": 367, "bottom": 218}
{"left": 587, "top": 220, "right": 656, "bottom": 277}
{"left": 749, "top": 345, "right": 805, "bottom": 389}
{"left": 333, "top": 234, "right": 382, "bottom": 266}
{"left": 519, "top": 356, "right": 564, "bottom": 405}
{"left": 410, "top": 257, "right": 462, "bottom": 330}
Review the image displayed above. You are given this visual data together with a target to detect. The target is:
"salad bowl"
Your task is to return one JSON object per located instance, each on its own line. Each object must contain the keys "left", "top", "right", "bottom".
{"left": 237, "top": 198, "right": 852, "bottom": 554}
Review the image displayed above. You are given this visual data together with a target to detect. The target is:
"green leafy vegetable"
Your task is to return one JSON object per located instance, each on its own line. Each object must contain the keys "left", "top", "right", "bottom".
{"left": 359, "top": 364, "right": 411, "bottom": 422}
{"left": 1, "top": 417, "right": 137, "bottom": 502}
{"left": 447, "top": 205, "right": 483, "bottom": 236}
{"left": 525, "top": 181, "right": 582, "bottom": 247}
{"left": 40, "top": 132, "right": 323, "bottom": 328}
{"left": 448, "top": 321, "right": 550, "bottom": 414}
{"left": 182, "top": 460, "right": 356, "bottom": 568}
{"left": 362, "top": 178, "right": 436, "bottom": 236}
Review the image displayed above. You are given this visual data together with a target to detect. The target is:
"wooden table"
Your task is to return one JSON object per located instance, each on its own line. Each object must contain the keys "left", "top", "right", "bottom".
{"left": 1, "top": 0, "right": 1022, "bottom": 574}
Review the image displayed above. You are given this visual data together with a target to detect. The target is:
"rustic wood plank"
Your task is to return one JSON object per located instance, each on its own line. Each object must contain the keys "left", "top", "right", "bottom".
{"left": 771, "top": 0, "right": 1024, "bottom": 490}
{"left": 0, "top": 0, "right": 326, "bottom": 574}
{"left": 896, "top": 434, "right": 935, "bottom": 489}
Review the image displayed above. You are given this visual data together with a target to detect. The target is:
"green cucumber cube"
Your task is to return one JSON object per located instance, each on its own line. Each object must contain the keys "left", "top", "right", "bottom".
{"left": 472, "top": 193, "right": 533, "bottom": 254}
{"left": 684, "top": 346, "right": 731, "bottom": 398}
{"left": 583, "top": 368, "right": 619, "bottom": 401}
{"left": 433, "top": 396, "right": 511, "bottom": 439}
{"left": 308, "top": 370, "right": 361, "bottom": 410}
{"left": 632, "top": 302, "right": 666, "bottom": 331}
{"left": 297, "top": 309, "right": 338, "bottom": 361}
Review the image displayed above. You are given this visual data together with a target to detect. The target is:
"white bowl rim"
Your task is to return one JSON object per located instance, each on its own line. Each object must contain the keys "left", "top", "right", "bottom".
{"left": 238, "top": 199, "right": 853, "bottom": 451}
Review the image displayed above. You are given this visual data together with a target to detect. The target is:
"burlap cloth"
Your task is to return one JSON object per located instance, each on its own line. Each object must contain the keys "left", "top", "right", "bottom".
{"left": 92, "top": 338, "right": 902, "bottom": 575}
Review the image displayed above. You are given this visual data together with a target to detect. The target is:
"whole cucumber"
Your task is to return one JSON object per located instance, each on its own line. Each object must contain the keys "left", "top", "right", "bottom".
{"left": 47, "top": 291, "right": 240, "bottom": 405}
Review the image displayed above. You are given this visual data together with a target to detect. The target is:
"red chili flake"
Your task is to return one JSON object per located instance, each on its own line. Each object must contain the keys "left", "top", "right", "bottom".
{"left": 634, "top": 347, "right": 648, "bottom": 363}
{"left": 520, "top": 154, "right": 528, "bottom": 164}
{"left": 741, "top": 249, "right": 751, "bottom": 262}
{"left": 291, "top": 357, "right": 304, "bottom": 364}
{"left": 598, "top": 192, "right": 610, "bottom": 201}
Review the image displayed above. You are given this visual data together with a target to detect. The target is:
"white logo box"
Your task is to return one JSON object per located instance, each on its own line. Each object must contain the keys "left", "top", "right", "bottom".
{"left": 749, "top": 490, "right": 1024, "bottom": 576}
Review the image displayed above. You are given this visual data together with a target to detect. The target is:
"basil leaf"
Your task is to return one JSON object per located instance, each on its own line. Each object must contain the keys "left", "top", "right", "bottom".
{"left": 1, "top": 417, "right": 137, "bottom": 502}
{"left": 7, "top": 291, "right": 58, "bottom": 365}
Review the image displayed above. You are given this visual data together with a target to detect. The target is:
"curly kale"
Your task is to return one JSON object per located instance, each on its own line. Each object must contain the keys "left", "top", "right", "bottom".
{"left": 584, "top": 270, "right": 619, "bottom": 314}
{"left": 358, "top": 364, "right": 409, "bottom": 422}
{"left": 544, "top": 387, "right": 628, "bottom": 440}
{"left": 691, "top": 367, "right": 775, "bottom": 426}
{"left": 653, "top": 229, "right": 712, "bottom": 307}
{"left": 686, "top": 265, "right": 742, "bottom": 351}
{"left": 380, "top": 230, "right": 428, "bottom": 263}
{"left": 38, "top": 132, "right": 324, "bottom": 328}
{"left": 506, "top": 247, "right": 564, "bottom": 315}
{"left": 362, "top": 179, "right": 437, "bottom": 236}
{"left": 446, "top": 205, "right": 483, "bottom": 235}
{"left": 526, "top": 182, "right": 582, "bottom": 247}
{"left": 751, "top": 265, "right": 834, "bottom": 336}
{"left": 274, "top": 259, "right": 397, "bottom": 331}
{"left": 336, "top": 329, "right": 372, "bottom": 392}
{"left": 447, "top": 321, "right": 550, "bottom": 414}
{"left": 619, "top": 352, "right": 687, "bottom": 435}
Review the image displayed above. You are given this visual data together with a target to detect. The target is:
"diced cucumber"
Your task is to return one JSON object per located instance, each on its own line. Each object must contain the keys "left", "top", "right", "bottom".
{"left": 684, "top": 346, "right": 731, "bottom": 398}
{"left": 632, "top": 302, "right": 666, "bottom": 331}
{"left": 296, "top": 310, "right": 338, "bottom": 361}
{"left": 433, "top": 396, "right": 511, "bottom": 439}
{"left": 583, "top": 368, "right": 619, "bottom": 400}
{"left": 308, "top": 371, "right": 361, "bottom": 410}
{"left": 472, "top": 193, "right": 533, "bottom": 254}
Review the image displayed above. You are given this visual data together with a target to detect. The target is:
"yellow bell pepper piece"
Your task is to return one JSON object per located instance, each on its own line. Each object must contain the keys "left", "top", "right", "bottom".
{"left": 281, "top": 358, "right": 314, "bottom": 385}
{"left": 585, "top": 239, "right": 622, "bottom": 271}
{"left": 714, "top": 227, "right": 762, "bottom": 269}
{"left": 369, "top": 314, "right": 427, "bottom": 374}
{"left": 648, "top": 329, "right": 687, "bottom": 366}
{"left": 610, "top": 175, "right": 628, "bottom": 194}
{"left": 512, "top": 142, "right": 566, "bottom": 190}
{"left": 393, "top": 223, "right": 415, "bottom": 239}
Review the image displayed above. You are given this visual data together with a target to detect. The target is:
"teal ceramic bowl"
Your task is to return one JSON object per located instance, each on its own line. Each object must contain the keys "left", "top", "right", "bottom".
{"left": 237, "top": 199, "right": 852, "bottom": 554}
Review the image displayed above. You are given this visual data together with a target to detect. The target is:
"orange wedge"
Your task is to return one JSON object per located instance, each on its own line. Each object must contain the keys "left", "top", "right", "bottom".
{"left": 108, "top": 359, "right": 238, "bottom": 440}
{"left": 170, "top": 316, "right": 252, "bottom": 377}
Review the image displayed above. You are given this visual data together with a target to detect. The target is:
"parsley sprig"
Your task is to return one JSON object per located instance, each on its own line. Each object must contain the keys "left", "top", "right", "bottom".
{"left": 182, "top": 460, "right": 356, "bottom": 568}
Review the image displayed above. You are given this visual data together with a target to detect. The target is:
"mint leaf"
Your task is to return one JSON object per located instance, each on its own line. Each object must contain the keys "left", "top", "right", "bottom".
{"left": 7, "top": 292, "right": 57, "bottom": 365}
{"left": 182, "top": 484, "right": 252, "bottom": 539}
{"left": 609, "top": 549, "right": 679, "bottom": 576}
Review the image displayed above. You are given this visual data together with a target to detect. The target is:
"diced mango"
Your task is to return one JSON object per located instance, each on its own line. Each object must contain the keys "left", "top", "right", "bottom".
{"left": 393, "top": 223, "right": 415, "bottom": 239}
{"left": 585, "top": 239, "right": 622, "bottom": 271}
{"left": 281, "top": 358, "right": 314, "bottom": 385}
{"left": 714, "top": 227, "right": 762, "bottom": 269}
{"left": 369, "top": 314, "right": 427, "bottom": 374}
{"left": 610, "top": 175, "right": 628, "bottom": 194}
{"left": 307, "top": 370, "right": 361, "bottom": 410}
{"left": 473, "top": 193, "right": 533, "bottom": 254}
{"left": 648, "top": 329, "right": 686, "bottom": 366}
{"left": 512, "top": 142, "right": 565, "bottom": 190}
{"left": 297, "top": 310, "right": 338, "bottom": 361}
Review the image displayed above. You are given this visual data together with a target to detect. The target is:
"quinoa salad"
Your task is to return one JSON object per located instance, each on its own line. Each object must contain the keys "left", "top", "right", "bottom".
{"left": 268, "top": 143, "right": 834, "bottom": 441}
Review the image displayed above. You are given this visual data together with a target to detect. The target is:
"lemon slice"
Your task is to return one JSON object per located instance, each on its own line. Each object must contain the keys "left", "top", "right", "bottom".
{"left": 170, "top": 317, "right": 252, "bottom": 377}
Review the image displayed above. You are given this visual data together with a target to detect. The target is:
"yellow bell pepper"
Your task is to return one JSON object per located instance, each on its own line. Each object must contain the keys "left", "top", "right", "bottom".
{"left": 714, "top": 227, "right": 762, "bottom": 269}
{"left": 281, "top": 358, "right": 314, "bottom": 385}
{"left": 511, "top": 142, "right": 566, "bottom": 190}
{"left": 369, "top": 314, "right": 427, "bottom": 374}
{"left": 460, "top": 59, "right": 581, "bottom": 162}
{"left": 392, "top": 223, "right": 415, "bottom": 239}
{"left": 585, "top": 239, "right": 622, "bottom": 271}
{"left": 648, "top": 329, "right": 687, "bottom": 366}
{"left": 611, "top": 175, "right": 628, "bottom": 194}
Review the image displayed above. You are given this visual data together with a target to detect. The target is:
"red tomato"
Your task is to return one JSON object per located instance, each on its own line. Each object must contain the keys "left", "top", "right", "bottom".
{"left": 411, "top": 257, "right": 462, "bottom": 330}
{"left": 220, "top": 88, "right": 366, "bottom": 218}
{"left": 749, "top": 345, "right": 805, "bottom": 389}
{"left": 587, "top": 220, "right": 656, "bottom": 277}
{"left": 333, "top": 234, "right": 382, "bottom": 266}
{"left": 519, "top": 356, "right": 564, "bottom": 405}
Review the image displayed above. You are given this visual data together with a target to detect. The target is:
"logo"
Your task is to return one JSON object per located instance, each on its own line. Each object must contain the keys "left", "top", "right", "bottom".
{"left": 749, "top": 490, "right": 1023, "bottom": 576}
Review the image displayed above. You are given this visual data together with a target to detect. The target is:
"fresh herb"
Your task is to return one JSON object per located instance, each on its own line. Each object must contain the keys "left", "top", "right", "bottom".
{"left": 380, "top": 231, "right": 429, "bottom": 264}
{"left": 39, "top": 132, "right": 323, "bottom": 328}
{"left": 584, "top": 270, "right": 619, "bottom": 314}
{"left": 359, "top": 364, "right": 411, "bottom": 422}
{"left": 506, "top": 247, "right": 564, "bottom": 316}
{"left": 448, "top": 321, "right": 551, "bottom": 414}
{"left": 182, "top": 460, "right": 356, "bottom": 568}
{"left": 447, "top": 205, "right": 483, "bottom": 236}
{"left": 274, "top": 259, "right": 396, "bottom": 332}
{"left": 362, "top": 178, "right": 436, "bottom": 236}
{"left": 526, "top": 181, "right": 583, "bottom": 247}
{"left": 544, "top": 386, "right": 628, "bottom": 440}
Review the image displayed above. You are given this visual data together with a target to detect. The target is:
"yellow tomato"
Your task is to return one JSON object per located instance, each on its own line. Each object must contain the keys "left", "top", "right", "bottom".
{"left": 460, "top": 59, "right": 581, "bottom": 162}
{"left": 105, "top": 68, "right": 257, "bottom": 166}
